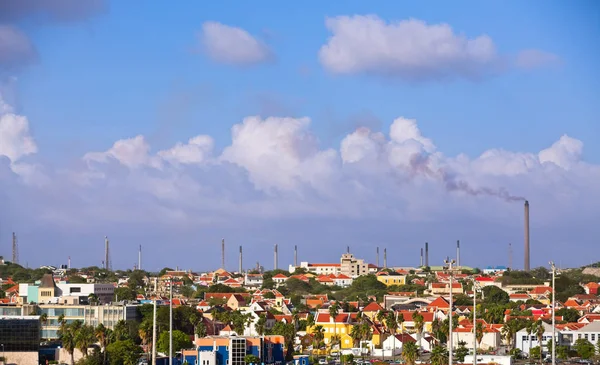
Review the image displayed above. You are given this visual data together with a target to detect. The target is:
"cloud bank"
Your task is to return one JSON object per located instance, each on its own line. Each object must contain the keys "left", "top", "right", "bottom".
{"left": 319, "top": 16, "right": 558, "bottom": 80}
{"left": 1, "top": 87, "right": 599, "bottom": 269}
{"left": 200, "top": 22, "right": 272, "bottom": 66}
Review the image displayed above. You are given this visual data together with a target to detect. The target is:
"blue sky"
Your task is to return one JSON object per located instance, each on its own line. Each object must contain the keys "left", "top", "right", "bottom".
{"left": 1, "top": 1, "right": 599, "bottom": 271}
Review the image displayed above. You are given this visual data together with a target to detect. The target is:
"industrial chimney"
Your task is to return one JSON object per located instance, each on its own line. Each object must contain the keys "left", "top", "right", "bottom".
{"left": 104, "top": 236, "right": 110, "bottom": 271}
{"left": 221, "top": 238, "right": 225, "bottom": 269}
{"left": 456, "top": 240, "right": 460, "bottom": 267}
{"left": 376, "top": 247, "right": 380, "bottom": 268}
{"left": 138, "top": 244, "right": 142, "bottom": 271}
{"left": 274, "top": 244, "right": 278, "bottom": 270}
{"left": 383, "top": 248, "right": 387, "bottom": 268}
{"left": 420, "top": 248, "right": 423, "bottom": 267}
{"left": 294, "top": 245, "right": 298, "bottom": 267}
{"left": 347, "top": 246, "right": 350, "bottom": 254}
{"left": 425, "top": 242, "right": 429, "bottom": 267}
{"left": 524, "top": 200, "right": 530, "bottom": 272}
{"left": 239, "top": 246, "right": 243, "bottom": 273}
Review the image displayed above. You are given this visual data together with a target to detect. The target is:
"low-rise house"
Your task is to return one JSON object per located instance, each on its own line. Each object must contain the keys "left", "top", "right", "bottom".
{"left": 429, "top": 282, "right": 463, "bottom": 295}
{"left": 381, "top": 333, "right": 416, "bottom": 355}
{"left": 244, "top": 273, "right": 264, "bottom": 288}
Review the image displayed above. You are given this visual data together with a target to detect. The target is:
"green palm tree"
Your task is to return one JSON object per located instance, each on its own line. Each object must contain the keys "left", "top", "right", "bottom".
{"left": 350, "top": 324, "right": 363, "bottom": 348}
{"left": 196, "top": 323, "right": 208, "bottom": 338}
{"left": 402, "top": 342, "right": 418, "bottom": 365}
{"left": 75, "top": 324, "right": 96, "bottom": 357}
{"left": 385, "top": 311, "right": 398, "bottom": 359}
{"left": 95, "top": 323, "right": 109, "bottom": 364}
{"left": 60, "top": 325, "right": 76, "bottom": 365}
{"left": 329, "top": 302, "right": 340, "bottom": 353}
{"left": 534, "top": 320, "right": 545, "bottom": 364}
{"left": 306, "top": 313, "right": 315, "bottom": 329}
{"left": 313, "top": 325, "right": 325, "bottom": 356}
{"left": 138, "top": 320, "right": 153, "bottom": 361}
{"left": 430, "top": 345, "right": 449, "bottom": 365}
{"left": 475, "top": 321, "right": 485, "bottom": 349}
{"left": 256, "top": 314, "right": 267, "bottom": 336}
{"left": 412, "top": 312, "right": 424, "bottom": 350}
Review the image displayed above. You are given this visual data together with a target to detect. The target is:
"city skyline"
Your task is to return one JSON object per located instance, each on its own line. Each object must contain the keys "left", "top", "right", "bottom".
{"left": 1, "top": 1, "right": 599, "bottom": 269}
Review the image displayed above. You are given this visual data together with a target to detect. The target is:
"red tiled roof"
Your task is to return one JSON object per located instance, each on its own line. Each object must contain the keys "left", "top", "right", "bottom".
{"left": 427, "top": 296, "right": 450, "bottom": 309}
{"left": 363, "top": 302, "right": 384, "bottom": 312}
{"left": 530, "top": 286, "right": 553, "bottom": 295}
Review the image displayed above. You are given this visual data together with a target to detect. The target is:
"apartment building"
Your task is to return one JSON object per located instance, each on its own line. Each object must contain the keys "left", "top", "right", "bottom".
{"left": 18, "top": 274, "right": 115, "bottom": 304}
{"left": 0, "top": 303, "right": 138, "bottom": 339}
{"left": 289, "top": 253, "right": 376, "bottom": 278}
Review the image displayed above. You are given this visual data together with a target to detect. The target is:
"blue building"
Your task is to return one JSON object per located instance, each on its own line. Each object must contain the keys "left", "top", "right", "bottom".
{"left": 189, "top": 335, "right": 285, "bottom": 365}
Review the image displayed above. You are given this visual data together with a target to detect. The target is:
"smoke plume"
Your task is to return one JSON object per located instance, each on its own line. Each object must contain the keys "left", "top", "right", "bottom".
{"left": 410, "top": 153, "right": 525, "bottom": 202}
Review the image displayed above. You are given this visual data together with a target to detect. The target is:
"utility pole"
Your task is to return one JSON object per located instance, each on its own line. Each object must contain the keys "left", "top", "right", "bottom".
{"left": 473, "top": 280, "right": 481, "bottom": 365}
{"left": 444, "top": 257, "right": 456, "bottom": 365}
{"left": 169, "top": 277, "right": 173, "bottom": 365}
{"left": 152, "top": 278, "right": 157, "bottom": 365}
{"left": 550, "top": 261, "right": 557, "bottom": 365}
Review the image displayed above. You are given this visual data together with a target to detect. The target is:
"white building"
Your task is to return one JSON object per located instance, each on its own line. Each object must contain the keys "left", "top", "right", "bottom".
{"left": 19, "top": 281, "right": 115, "bottom": 304}
{"left": 452, "top": 327, "right": 502, "bottom": 350}
{"left": 561, "top": 321, "right": 600, "bottom": 346}
{"left": 515, "top": 321, "right": 562, "bottom": 356}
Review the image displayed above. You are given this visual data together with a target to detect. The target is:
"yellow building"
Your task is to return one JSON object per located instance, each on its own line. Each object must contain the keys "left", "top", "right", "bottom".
{"left": 307, "top": 312, "right": 356, "bottom": 350}
{"left": 38, "top": 274, "right": 57, "bottom": 304}
{"left": 376, "top": 272, "right": 406, "bottom": 286}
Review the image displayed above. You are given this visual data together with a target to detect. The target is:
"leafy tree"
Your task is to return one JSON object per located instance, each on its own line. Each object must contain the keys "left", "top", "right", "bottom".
{"left": 159, "top": 267, "right": 174, "bottom": 276}
{"left": 453, "top": 294, "right": 472, "bottom": 306}
{"left": 285, "top": 278, "right": 312, "bottom": 293}
{"left": 263, "top": 291, "right": 276, "bottom": 299}
{"left": 196, "top": 323, "right": 208, "bottom": 338}
{"left": 556, "top": 308, "right": 581, "bottom": 323}
{"left": 272, "top": 322, "right": 296, "bottom": 361}
{"left": 68, "top": 275, "right": 88, "bottom": 284}
{"left": 556, "top": 345, "right": 569, "bottom": 360}
{"left": 573, "top": 338, "right": 595, "bottom": 359}
{"left": 75, "top": 349, "right": 103, "bottom": 365}
{"left": 114, "top": 287, "right": 136, "bottom": 301}
{"left": 455, "top": 341, "right": 469, "bottom": 363}
{"left": 245, "top": 354, "right": 260, "bottom": 364}
{"left": 157, "top": 330, "right": 193, "bottom": 354}
{"left": 106, "top": 339, "right": 143, "bottom": 365}
{"left": 529, "top": 346, "right": 540, "bottom": 361}
{"left": 482, "top": 286, "right": 509, "bottom": 304}
{"left": 180, "top": 285, "right": 195, "bottom": 298}
{"left": 127, "top": 270, "right": 146, "bottom": 291}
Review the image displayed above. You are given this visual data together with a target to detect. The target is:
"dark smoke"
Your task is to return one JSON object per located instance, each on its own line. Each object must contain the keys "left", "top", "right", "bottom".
{"left": 409, "top": 153, "right": 526, "bottom": 202}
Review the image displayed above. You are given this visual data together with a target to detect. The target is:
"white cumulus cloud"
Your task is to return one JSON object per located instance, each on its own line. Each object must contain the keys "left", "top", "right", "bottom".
{"left": 200, "top": 22, "right": 272, "bottom": 66}
{"left": 1, "top": 100, "right": 599, "bottom": 268}
{"left": 319, "top": 16, "right": 498, "bottom": 80}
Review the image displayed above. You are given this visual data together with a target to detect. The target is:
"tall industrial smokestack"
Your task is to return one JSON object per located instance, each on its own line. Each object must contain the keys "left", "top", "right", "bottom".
{"left": 524, "top": 200, "right": 530, "bottom": 272}
{"left": 239, "top": 246, "right": 243, "bottom": 273}
{"left": 456, "top": 240, "right": 460, "bottom": 267}
{"left": 294, "top": 245, "right": 298, "bottom": 267}
{"left": 383, "top": 248, "right": 387, "bottom": 268}
{"left": 68, "top": 256, "right": 71, "bottom": 269}
{"left": 420, "top": 248, "right": 423, "bottom": 267}
{"left": 221, "top": 238, "right": 225, "bottom": 269}
{"left": 138, "top": 245, "right": 142, "bottom": 271}
{"left": 104, "top": 236, "right": 109, "bottom": 271}
{"left": 274, "top": 244, "right": 278, "bottom": 270}
{"left": 377, "top": 247, "right": 380, "bottom": 268}
{"left": 425, "top": 242, "right": 429, "bottom": 267}
{"left": 347, "top": 245, "right": 350, "bottom": 254}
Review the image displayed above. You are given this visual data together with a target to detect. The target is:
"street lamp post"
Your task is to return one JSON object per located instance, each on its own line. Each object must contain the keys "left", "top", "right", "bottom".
{"left": 170, "top": 277, "right": 173, "bottom": 365}
{"left": 550, "top": 262, "right": 556, "bottom": 365}
{"left": 444, "top": 257, "right": 456, "bottom": 365}
{"left": 472, "top": 281, "right": 480, "bottom": 365}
